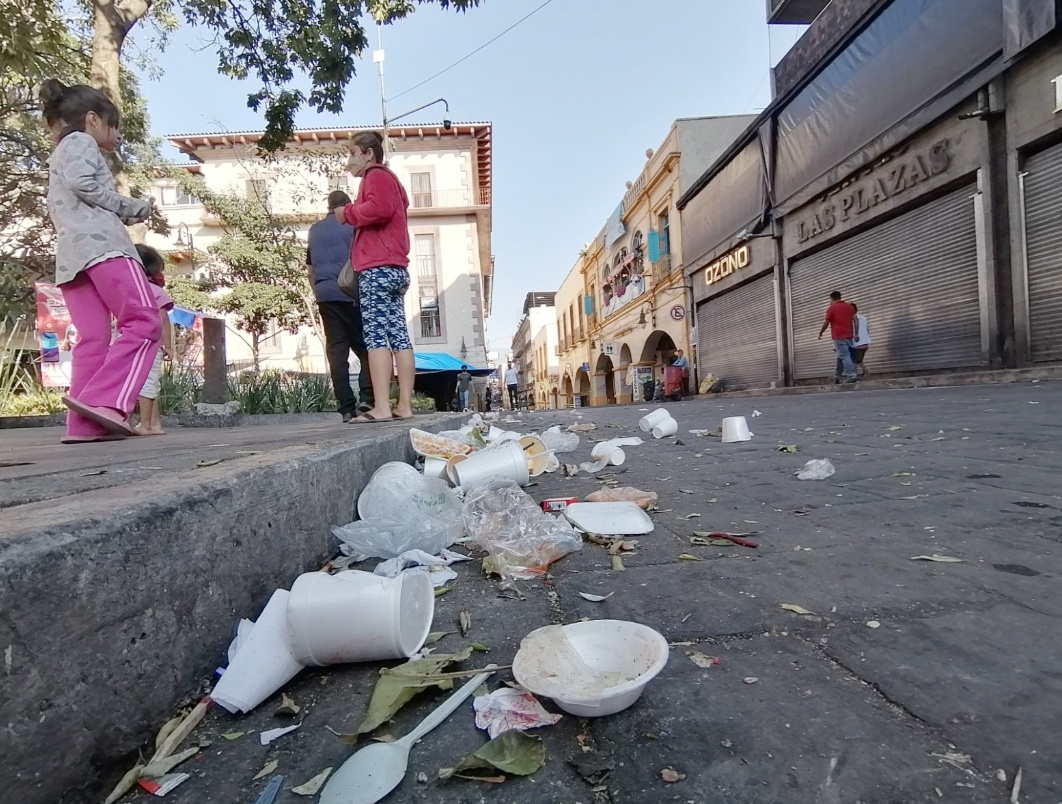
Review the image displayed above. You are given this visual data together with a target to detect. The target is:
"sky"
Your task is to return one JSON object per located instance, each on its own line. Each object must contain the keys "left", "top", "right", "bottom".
{"left": 132, "top": 0, "right": 805, "bottom": 362}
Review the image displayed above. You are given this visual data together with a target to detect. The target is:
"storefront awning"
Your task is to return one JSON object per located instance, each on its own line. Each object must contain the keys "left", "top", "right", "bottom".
{"left": 414, "top": 352, "right": 493, "bottom": 376}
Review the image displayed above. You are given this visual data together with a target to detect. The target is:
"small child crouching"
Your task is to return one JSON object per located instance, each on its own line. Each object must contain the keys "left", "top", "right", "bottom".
{"left": 135, "top": 245, "right": 175, "bottom": 435}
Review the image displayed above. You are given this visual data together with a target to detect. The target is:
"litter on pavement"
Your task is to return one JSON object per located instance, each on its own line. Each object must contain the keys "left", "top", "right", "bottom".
{"left": 564, "top": 501, "right": 655, "bottom": 535}
{"left": 473, "top": 687, "right": 562, "bottom": 739}
{"left": 797, "top": 458, "right": 836, "bottom": 480}
{"left": 584, "top": 486, "right": 658, "bottom": 509}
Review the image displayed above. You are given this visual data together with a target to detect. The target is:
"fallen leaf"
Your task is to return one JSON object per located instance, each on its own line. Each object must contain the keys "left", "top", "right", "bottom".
{"left": 611, "top": 555, "right": 625, "bottom": 572}
{"left": 372, "top": 734, "right": 396, "bottom": 743}
{"left": 911, "top": 555, "right": 964, "bottom": 563}
{"left": 688, "top": 652, "right": 721, "bottom": 669}
{"left": 220, "top": 731, "right": 245, "bottom": 741}
{"left": 660, "top": 767, "right": 686, "bottom": 783}
{"left": 470, "top": 642, "right": 490, "bottom": 652}
{"left": 357, "top": 647, "right": 474, "bottom": 734}
{"left": 931, "top": 436, "right": 946, "bottom": 441}
{"left": 259, "top": 724, "right": 300, "bottom": 745}
{"left": 481, "top": 556, "right": 501, "bottom": 576}
{"left": 140, "top": 746, "right": 199, "bottom": 778}
{"left": 434, "top": 586, "right": 453, "bottom": 598}
{"left": 780, "top": 604, "right": 816, "bottom": 616}
{"left": 887, "top": 425, "right": 904, "bottom": 431}
{"left": 275, "top": 694, "right": 300, "bottom": 717}
{"left": 743, "top": 677, "right": 759, "bottom": 684}
{"left": 439, "top": 730, "right": 545, "bottom": 781}
{"left": 677, "top": 553, "right": 701, "bottom": 561}
{"left": 459, "top": 609, "right": 472, "bottom": 637}
{"left": 1011, "top": 766, "right": 1022, "bottom": 804}
{"left": 79, "top": 468, "right": 107, "bottom": 476}
{"left": 683, "top": 513, "right": 701, "bottom": 519}
{"left": 892, "top": 471, "right": 916, "bottom": 477}
{"left": 154, "top": 715, "right": 183, "bottom": 751}
{"left": 678, "top": 489, "right": 694, "bottom": 494}
{"left": 196, "top": 458, "right": 225, "bottom": 468}
{"left": 425, "top": 631, "right": 455, "bottom": 645}
{"left": 776, "top": 445, "right": 799, "bottom": 453}
{"left": 103, "top": 764, "right": 144, "bottom": 804}
{"left": 417, "top": 772, "right": 429, "bottom": 783}
{"left": 579, "top": 592, "right": 614, "bottom": 602}
{"left": 292, "top": 768, "right": 332, "bottom": 796}
{"left": 253, "top": 760, "right": 279, "bottom": 781}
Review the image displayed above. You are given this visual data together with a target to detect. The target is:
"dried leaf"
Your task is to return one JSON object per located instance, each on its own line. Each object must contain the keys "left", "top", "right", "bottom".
{"left": 153, "top": 715, "right": 183, "bottom": 751}
{"left": 776, "top": 445, "right": 799, "bottom": 453}
{"left": 292, "top": 768, "right": 332, "bottom": 796}
{"left": 103, "top": 764, "right": 145, "bottom": 804}
{"left": 196, "top": 458, "right": 225, "bottom": 468}
{"left": 357, "top": 647, "right": 474, "bottom": 734}
{"left": 425, "top": 631, "right": 454, "bottom": 645}
{"left": 910, "top": 554, "right": 964, "bottom": 563}
{"left": 677, "top": 553, "right": 701, "bottom": 561}
{"left": 459, "top": 609, "right": 472, "bottom": 637}
{"left": 252, "top": 760, "right": 279, "bottom": 781}
{"left": 688, "top": 652, "right": 720, "bottom": 669}
{"left": 140, "top": 746, "right": 200, "bottom": 779}
{"left": 440, "top": 731, "right": 545, "bottom": 781}
{"left": 660, "top": 767, "right": 686, "bottom": 783}
{"left": 579, "top": 592, "right": 614, "bottom": 602}
{"left": 780, "top": 603, "right": 816, "bottom": 616}
{"left": 710, "top": 539, "right": 734, "bottom": 546}
{"left": 275, "top": 694, "right": 300, "bottom": 717}
{"left": 372, "top": 734, "right": 396, "bottom": 743}
{"left": 611, "top": 555, "right": 625, "bottom": 572}
{"left": 220, "top": 731, "right": 245, "bottom": 741}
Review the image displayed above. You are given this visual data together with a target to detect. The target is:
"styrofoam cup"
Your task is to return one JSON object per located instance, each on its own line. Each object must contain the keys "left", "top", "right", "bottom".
{"left": 652, "top": 416, "right": 678, "bottom": 439}
{"left": 211, "top": 589, "right": 304, "bottom": 714}
{"left": 590, "top": 442, "right": 626, "bottom": 466}
{"left": 520, "top": 435, "right": 550, "bottom": 477}
{"left": 721, "top": 416, "right": 752, "bottom": 442}
{"left": 453, "top": 440, "right": 530, "bottom": 488}
{"left": 422, "top": 456, "right": 448, "bottom": 481}
{"left": 638, "top": 408, "right": 671, "bottom": 432}
{"left": 286, "top": 570, "right": 434, "bottom": 666}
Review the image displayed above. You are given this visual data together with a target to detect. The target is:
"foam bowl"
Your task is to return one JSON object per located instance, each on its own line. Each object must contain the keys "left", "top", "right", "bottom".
{"left": 512, "top": 620, "right": 669, "bottom": 717}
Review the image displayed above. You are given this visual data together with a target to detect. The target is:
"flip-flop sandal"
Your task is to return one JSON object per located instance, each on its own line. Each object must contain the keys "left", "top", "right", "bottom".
{"left": 392, "top": 414, "right": 414, "bottom": 421}
{"left": 350, "top": 412, "right": 394, "bottom": 424}
{"left": 61, "top": 395, "right": 138, "bottom": 437}
{"left": 61, "top": 434, "right": 127, "bottom": 444}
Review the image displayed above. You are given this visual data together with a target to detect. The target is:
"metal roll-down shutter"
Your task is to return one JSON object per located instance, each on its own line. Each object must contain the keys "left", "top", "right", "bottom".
{"left": 789, "top": 184, "right": 982, "bottom": 380}
{"left": 697, "top": 274, "right": 779, "bottom": 389}
{"left": 1023, "top": 142, "right": 1062, "bottom": 363}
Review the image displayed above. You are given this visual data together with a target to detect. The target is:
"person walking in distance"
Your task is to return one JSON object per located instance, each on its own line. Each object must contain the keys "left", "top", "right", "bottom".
{"left": 133, "top": 245, "right": 175, "bottom": 435}
{"left": 335, "top": 131, "right": 414, "bottom": 422}
{"left": 457, "top": 364, "right": 473, "bottom": 411}
{"left": 40, "top": 79, "right": 160, "bottom": 443}
{"left": 818, "top": 290, "right": 859, "bottom": 383}
{"left": 851, "top": 303, "right": 872, "bottom": 377}
{"left": 504, "top": 362, "right": 519, "bottom": 409}
{"left": 308, "top": 190, "right": 372, "bottom": 422}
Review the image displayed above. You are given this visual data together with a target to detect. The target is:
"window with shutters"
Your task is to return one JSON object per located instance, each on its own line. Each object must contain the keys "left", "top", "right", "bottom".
{"left": 411, "top": 172, "right": 433, "bottom": 208}
{"left": 415, "top": 234, "right": 442, "bottom": 339}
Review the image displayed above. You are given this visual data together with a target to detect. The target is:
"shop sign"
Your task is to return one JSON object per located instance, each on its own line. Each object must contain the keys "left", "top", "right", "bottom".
{"left": 796, "top": 138, "right": 953, "bottom": 244}
{"left": 670, "top": 305, "right": 686, "bottom": 321}
{"left": 1053, "top": 73, "right": 1062, "bottom": 114}
{"left": 703, "top": 245, "right": 750, "bottom": 287}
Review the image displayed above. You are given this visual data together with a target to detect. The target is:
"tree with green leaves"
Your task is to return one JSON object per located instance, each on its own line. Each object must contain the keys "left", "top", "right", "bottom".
{"left": 87, "top": 0, "right": 483, "bottom": 152}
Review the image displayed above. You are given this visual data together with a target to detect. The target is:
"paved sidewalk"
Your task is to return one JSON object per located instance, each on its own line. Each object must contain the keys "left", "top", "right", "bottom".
{"left": 104, "top": 381, "right": 1060, "bottom": 804}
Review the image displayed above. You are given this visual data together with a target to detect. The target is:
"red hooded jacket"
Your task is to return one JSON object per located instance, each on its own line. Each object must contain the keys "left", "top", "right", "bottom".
{"left": 341, "top": 164, "right": 410, "bottom": 271}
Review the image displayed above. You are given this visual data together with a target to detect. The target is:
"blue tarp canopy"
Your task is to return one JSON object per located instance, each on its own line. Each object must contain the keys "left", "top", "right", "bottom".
{"left": 414, "top": 352, "right": 492, "bottom": 376}
{"left": 168, "top": 306, "right": 199, "bottom": 328}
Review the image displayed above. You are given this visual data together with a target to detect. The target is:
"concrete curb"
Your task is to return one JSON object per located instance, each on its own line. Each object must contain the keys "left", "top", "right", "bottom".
{"left": 0, "top": 414, "right": 465, "bottom": 803}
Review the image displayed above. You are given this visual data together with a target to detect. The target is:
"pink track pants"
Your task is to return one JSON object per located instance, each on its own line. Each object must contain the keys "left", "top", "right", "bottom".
{"left": 61, "top": 256, "right": 161, "bottom": 438}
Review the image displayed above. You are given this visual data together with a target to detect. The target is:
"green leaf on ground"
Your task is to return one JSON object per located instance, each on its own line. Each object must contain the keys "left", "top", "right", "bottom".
{"left": 357, "top": 647, "right": 475, "bottom": 734}
{"left": 425, "top": 631, "right": 454, "bottom": 645}
{"left": 440, "top": 731, "right": 546, "bottom": 781}
{"left": 220, "top": 731, "right": 245, "bottom": 740}
{"left": 677, "top": 554, "right": 701, "bottom": 561}
{"left": 780, "top": 603, "right": 816, "bottom": 616}
{"left": 611, "top": 555, "right": 626, "bottom": 571}
{"left": 776, "top": 444, "right": 799, "bottom": 453}
{"left": 292, "top": 768, "right": 332, "bottom": 796}
{"left": 435, "top": 586, "right": 453, "bottom": 598}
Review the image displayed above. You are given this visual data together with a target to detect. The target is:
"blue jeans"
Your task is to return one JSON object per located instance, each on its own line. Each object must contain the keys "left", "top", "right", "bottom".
{"left": 459, "top": 389, "right": 470, "bottom": 409}
{"left": 834, "top": 338, "right": 857, "bottom": 379}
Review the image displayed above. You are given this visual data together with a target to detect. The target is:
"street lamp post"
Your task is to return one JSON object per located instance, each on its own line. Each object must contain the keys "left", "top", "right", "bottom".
{"left": 383, "top": 98, "right": 452, "bottom": 153}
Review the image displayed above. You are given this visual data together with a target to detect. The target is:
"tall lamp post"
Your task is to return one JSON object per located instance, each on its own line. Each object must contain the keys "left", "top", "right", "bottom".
{"left": 374, "top": 22, "right": 452, "bottom": 152}
{"left": 383, "top": 98, "right": 452, "bottom": 153}
{"left": 173, "top": 222, "right": 195, "bottom": 275}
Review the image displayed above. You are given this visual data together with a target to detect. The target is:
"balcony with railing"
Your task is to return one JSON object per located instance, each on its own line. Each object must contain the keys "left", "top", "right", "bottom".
{"left": 409, "top": 187, "right": 491, "bottom": 211}
{"left": 651, "top": 253, "right": 673, "bottom": 285}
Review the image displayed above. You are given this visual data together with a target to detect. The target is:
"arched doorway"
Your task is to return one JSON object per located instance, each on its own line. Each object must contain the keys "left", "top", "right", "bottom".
{"left": 618, "top": 344, "right": 634, "bottom": 403}
{"left": 640, "top": 330, "right": 678, "bottom": 366}
{"left": 575, "top": 368, "right": 591, "bottom": 407}
{"left": 595, "top": 353, "right": 616, "bottom": 405}
{"left": 551, "top": 386, "right": 559, "bottom": 409}
{"left": 562, "top": 374, "right": 574, "bottom": 408}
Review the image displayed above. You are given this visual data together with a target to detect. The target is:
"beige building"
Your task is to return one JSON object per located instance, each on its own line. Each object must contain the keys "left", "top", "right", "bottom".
{"left": 145, "top": 123, "right": 494, "bottom": 373}
{"left": 531, "top": 312, "right": 559, "bottom": 409}
{"left": 508, "top": 291, "right": 556, "bottom": 408}
{"left": 562, "top": 116, "right": 756, "bottom": 405}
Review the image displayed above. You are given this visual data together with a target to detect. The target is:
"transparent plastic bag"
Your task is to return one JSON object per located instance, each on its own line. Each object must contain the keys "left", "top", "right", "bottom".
{"left": 332, "top": 462, "right": 464, "bottom": 558}
{"left": 462, "top": 480, "right": 583, "bottom": 579}
{"left": 797, "top": 459, "right": 836, "bottom": 481}
{"left": 585, "top": 486, "right": 659, "bottom": 510}
{"left": 540, "top": 425, "right": 580, "bottom": 454}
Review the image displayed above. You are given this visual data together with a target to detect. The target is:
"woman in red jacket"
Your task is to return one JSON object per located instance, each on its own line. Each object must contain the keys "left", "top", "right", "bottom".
{"left": 334, "top": 131, "right": 415, "bottom": 422}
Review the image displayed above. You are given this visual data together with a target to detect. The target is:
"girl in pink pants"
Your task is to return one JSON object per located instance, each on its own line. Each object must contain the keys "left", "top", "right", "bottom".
{"left": 41, "top": 79, "right": 159, "bottom": 443}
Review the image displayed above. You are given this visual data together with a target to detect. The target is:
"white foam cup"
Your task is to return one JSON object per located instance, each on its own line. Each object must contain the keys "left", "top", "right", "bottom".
{"left": 453, "top": 440, "right": 530, "bottom": 488}
{"left": 638, "top": 408, "right": 671, "bottom": 432}
{"left": 721, "top": 415, "right": 752, "bottom": 442}
{"left": 652, "top": 416, "right": 678, "bottom": 439}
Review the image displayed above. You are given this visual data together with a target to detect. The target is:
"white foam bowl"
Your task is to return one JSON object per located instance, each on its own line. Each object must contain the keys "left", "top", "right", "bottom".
{"left": 512, "top": 620, "right": 669, "bottom": 717}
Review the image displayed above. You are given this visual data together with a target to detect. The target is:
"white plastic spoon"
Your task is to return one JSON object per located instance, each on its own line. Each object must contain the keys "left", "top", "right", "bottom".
{"left": 318, "top": 667, "right": 495, "bottom": 804}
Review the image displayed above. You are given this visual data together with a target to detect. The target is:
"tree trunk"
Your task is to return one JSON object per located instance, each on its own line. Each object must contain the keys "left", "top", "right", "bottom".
{"left": 251, "top": 332, "right": 261, "bottom": 374}
{"left": 89, "top": 0, "right": 151, "bottom": 193}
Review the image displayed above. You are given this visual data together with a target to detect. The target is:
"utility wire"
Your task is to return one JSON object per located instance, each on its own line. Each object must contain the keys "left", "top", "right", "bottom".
{"left": 387, "top": 0, "right": 556, "bottom": 102}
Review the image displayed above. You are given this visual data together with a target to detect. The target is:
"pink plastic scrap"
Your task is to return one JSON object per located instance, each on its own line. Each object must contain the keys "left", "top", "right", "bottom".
{"left": 473, "top": 687, "right": 562, "bottom": 739}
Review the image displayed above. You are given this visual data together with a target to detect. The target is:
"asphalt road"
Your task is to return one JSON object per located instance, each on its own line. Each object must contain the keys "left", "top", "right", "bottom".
{"left": 107, "top": 381, "right": 1061, "bottom": 804}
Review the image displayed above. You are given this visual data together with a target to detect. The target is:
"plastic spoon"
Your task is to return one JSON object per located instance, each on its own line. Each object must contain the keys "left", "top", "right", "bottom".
{"left": 318, "top": 667, "right": 496, "bottom": 804}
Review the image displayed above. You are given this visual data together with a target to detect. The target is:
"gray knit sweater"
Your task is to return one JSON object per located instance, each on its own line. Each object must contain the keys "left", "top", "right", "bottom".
{"left": 46, "top": 132, "right": 151, "bottom": 285}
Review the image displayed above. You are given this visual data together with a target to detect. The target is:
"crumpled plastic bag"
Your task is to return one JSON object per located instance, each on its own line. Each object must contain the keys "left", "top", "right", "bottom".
{"left": 585, "top": 486, "right": 659, "bottom": 510}
{"left": 462, "top": 480, "right": 583, "bottom": 579}
{"left": 373, "top": 548, "right": 470, "bottom": 587}
{"left": 539, "top": 425, "right": 580, "bottom": 454}
{"left": 332, "top": 464, "right": 464, "bottom": 558}
{"left": 797, "top": 459, "right": 836, "bottom": 481}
